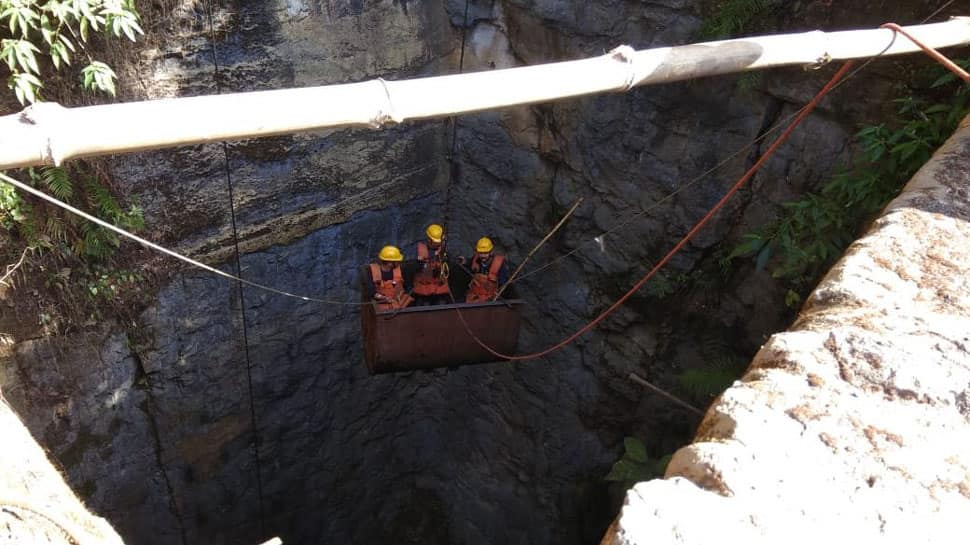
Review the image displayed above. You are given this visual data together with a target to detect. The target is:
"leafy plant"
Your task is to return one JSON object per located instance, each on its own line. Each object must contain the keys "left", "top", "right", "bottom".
{"left": 85, "top": 267, "right": 142, "bottom": 299}
{"left": 728, "top": 60, "right": 970, "bottom": 291}
{"left": 644, "top": 271, "right": 675, "bottom": 299}
{"left": 1, "top": 0, "right": 143, "bottom": 104}
{"left": 0, "top": 1, "right": 146, "bottom": 272}
{"left": 644, "top": 269, "right": 709, "bottom": 300}
{"left": 678, "top": 357, "right": 745, "bottom": 399}
{"left": 677, "top": 332, "right": 748, "bottom": 400}
{"left": 699, "top": 0, "right": 779, "bottom": 40}
{"left": 1, "top": 166, "right": 143, "bottom": 261}
{"left": 605, "top": 437, "right": 672, "bottom": 489}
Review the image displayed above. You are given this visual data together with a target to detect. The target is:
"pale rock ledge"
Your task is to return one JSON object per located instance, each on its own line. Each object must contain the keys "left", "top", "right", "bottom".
{"left": 603, "top": 115, "right": 970, "bottom": 545}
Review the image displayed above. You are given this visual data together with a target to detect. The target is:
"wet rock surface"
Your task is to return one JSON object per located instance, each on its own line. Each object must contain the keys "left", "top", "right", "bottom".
{"left": 1, "top": 1, "right": 963, "bottom": 544}
{"left": 605, "top": 118, "right": 970, "bottom": 544}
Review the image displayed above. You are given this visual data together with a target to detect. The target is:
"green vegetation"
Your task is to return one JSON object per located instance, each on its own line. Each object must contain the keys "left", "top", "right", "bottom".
{"left": 644, "top": 267, "right": 715, "bottom": 300}
{"left": 678, "top": 358, "right": 745, "bottom": 400}
{"left": 1, "top": 0, "right": 142, "bottom": 104}
{"left": 605, "top": 437, "right": 673, "bottom": 489}
{"left": 84, "top": 267, "right": 142, "bottom": 298}
{"left": 1, "top": 0, "right": 146, "bottom": 290}
{"left": 698, "top": 0, "right": 778, "bottom": 94}
{"left": 699, "top": 0, "right": 778, "bottom": 40}
{"left": 677, "top": 332, "right": 747, "bottom": 400}
{"left": 1, "top": 166, "right": 144, "bottom": 260}
{"left": 1, "top": 0, "right": 149, "bottom": 332}
{"left": 644, "top": 271, "right": 677, "bottom": 299}
{"left": 728, "top": 61, "right": 970, "bottom": 306}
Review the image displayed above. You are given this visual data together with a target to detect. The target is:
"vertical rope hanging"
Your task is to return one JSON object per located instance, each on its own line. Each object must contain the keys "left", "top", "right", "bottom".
{"left": 443, "top": 0, "right": 471, "bottom": 235}
{"left": 203, "top": 0, "right": 267, "bottom": 533}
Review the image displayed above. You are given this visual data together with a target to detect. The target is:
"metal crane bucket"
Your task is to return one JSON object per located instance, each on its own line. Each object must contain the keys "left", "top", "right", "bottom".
{"left": 359, "top": 262, "right": 523, "bottom": 374}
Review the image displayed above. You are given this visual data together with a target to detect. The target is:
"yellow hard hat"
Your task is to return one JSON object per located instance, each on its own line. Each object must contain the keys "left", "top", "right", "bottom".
{"left": 426, "top": 224, "right": 444, "bottom": 243}
{"left": 475, "top": 237, "right": 494, "bottom": 253}
{"left": 378, "top": 245, "right": 403, "bottom": 262}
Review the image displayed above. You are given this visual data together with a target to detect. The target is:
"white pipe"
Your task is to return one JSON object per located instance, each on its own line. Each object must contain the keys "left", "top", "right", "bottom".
{"left": 1, "top": 17, "right": 968, "bottom": 169}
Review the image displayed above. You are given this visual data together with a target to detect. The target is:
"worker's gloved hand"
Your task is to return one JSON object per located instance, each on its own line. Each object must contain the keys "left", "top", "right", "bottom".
{"left": 456, "top": 256, "right": 466, "bottom": 265}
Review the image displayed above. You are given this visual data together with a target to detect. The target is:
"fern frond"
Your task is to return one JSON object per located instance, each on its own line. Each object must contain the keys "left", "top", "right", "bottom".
{"left": 83, "top": 227, "right": 109, "bottom": 259}
{"left": 85, "top": 177, "right": 123, "bottom": 221}
{"left": 40, "top": 166, "right": 74, "bottom": 200}
{"left": 120, "top": 205, "right": 145, "bottom": 231}
{"left": 678, "top": 365, "right": 740, "bottom": 399}
{"left": 45, "top": 215, "right": 67, "bottom": 243}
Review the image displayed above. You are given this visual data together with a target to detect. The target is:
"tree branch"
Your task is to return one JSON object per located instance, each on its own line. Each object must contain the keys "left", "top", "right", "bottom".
{"left": 0, "top": 246, "right": 33, "bottom": 288}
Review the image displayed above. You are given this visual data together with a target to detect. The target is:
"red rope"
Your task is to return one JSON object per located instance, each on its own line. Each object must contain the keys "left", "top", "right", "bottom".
{"left": 450, "top": 61, "right": 856, "bottom": 362}
{"left": 880, "top": 23, "right": 970, "bottom": 83}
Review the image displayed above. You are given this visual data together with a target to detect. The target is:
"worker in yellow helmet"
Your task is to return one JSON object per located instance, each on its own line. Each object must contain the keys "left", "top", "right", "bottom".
{"left": 367, "top": 245, "right": 413, "bottom": 312}
{"left": 413, "top": 223, "right": 451, "bottom": 305}
{"left": 460, "top": 237, "right": 510, "bottom": 303}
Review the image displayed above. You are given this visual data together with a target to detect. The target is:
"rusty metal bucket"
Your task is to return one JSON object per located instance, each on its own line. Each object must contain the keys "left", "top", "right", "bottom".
{"left": 359, "top": 262, "right": 523, "bottom": 374}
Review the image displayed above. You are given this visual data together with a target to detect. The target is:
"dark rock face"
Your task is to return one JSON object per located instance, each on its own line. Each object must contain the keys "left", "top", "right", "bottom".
{"left": 3, "top": 200, "right": 617, "bottom": 545}
{"left": 0, "top": 1, "right": 954, "bottom": 545}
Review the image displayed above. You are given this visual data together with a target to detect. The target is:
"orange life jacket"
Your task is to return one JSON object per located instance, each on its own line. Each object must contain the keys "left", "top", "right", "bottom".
{"left": 413, "top": 241, "right": 449, "bottom": 296}
{"left": 466, "top": 254, "right": 505, "bottom": 303}
{"left": 369, "top": 264, "right": 412, "bottom": 311}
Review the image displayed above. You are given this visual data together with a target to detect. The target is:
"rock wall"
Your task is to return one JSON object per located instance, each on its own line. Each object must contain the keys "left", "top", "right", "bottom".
{"left": 604, "top": 116, "right": 970, "bottom": 544}
{"left": 1, "top": 1, "right": 964, "bottom": 545}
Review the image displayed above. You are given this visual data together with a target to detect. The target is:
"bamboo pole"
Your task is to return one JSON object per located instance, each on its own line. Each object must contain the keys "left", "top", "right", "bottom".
{"left": 1, "top": 18, "right": 968, "bottom": 169}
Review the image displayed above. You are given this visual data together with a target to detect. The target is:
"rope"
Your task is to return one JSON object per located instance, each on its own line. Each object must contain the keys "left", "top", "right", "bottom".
{"left": 222, "top": 158, "right": 267, "bottom": 532}
{"left": 509, "top": 140, "right": 763, "bottom": 285}
{"left": 0, "top": 3, "right": 954, "bottom": 313}
{"left": 923, "top": 0, "right": 957, "bottom": 23}
{"left": 448, "top": 62, "right": 855, "bottom": 362}
{"left": 493, "top": 194, "right": 583, "bottom": 301}
{"left": 504, "top": 0, "right": 958, "bottom": 287}
{"left": 0, "top": 66, "right": 867, "bottom": 310}
{"left": 880, "top": 22, "right": 970, "bottom": 83}
{"left": 507, "top": 94, "right": 837, "bottom": 285}
{"left": 442, "top": 0, "right": 472, "bottom": 239}
{"left": 0, "top": 170, "right": 378, "bottom": 304}
{"left": 0, "top": 15, "right": 919, "bottom": 309}
{"left": 204, "top": 0, "right": 265, "bottom": 532}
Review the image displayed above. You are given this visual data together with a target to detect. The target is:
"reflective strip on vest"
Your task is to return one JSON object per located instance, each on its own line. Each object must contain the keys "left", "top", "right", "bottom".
{"left": 370, "top": 263, "right": 405, "bottom": 302}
